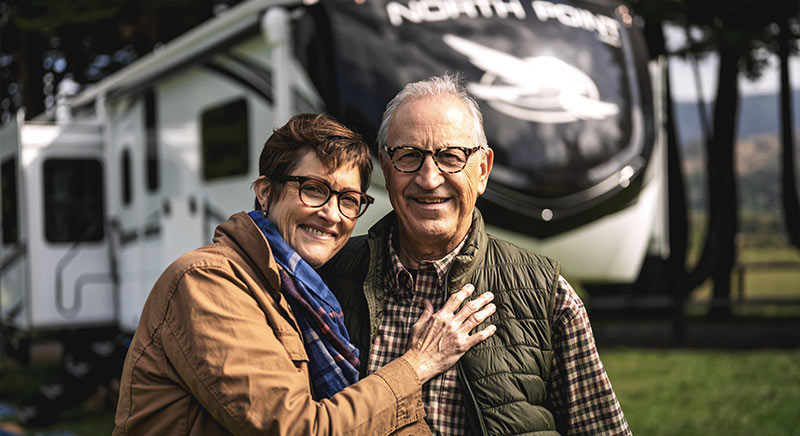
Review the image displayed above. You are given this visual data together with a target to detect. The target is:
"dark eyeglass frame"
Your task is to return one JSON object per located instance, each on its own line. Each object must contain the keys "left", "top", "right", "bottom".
{"left": 274, "top": 175, "right": 374, "bottom": 219}
{"left": 383, "top": 145, "right": 483, "bottom": 174}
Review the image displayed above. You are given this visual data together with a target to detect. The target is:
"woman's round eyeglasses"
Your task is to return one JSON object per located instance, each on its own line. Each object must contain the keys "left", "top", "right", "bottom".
{"left": 274, "top": 175, "right": 374, "bottom": 219}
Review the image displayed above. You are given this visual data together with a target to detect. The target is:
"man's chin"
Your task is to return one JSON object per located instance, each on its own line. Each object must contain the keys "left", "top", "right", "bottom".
{"left": 402, "top": 223, "right": 453, "bottom": 242}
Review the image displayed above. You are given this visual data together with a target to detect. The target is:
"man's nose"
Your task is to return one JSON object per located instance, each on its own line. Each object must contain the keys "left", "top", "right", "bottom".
{"left": 414, "top": 154, "right": 444, "bottom": 190}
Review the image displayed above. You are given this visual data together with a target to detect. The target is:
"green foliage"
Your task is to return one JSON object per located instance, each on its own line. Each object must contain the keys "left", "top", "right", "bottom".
{"left": 632, "top": 0, "right": 798, "bottom": 75}
{"left": 0, "top": 360, "right": 60, "bottom": 399}
{"left": 11, "top": 0, "right": 125, "bottom": 30}
{"left": 603, "top": 348, "right": 800, "bottom": 436}
{"left": 0, "top": 0, "right": 246, "bottom": 123}
{"left": 0, "top": 360, "right": 116, "bottom": 436}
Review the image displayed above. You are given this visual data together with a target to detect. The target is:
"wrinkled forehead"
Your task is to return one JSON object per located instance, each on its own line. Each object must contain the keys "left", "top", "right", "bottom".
{"left": 387, "top": 96, "right": 475, "bottom": 147}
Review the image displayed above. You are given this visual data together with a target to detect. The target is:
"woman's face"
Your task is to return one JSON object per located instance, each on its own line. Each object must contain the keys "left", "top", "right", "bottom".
{"left": 258, "top": 150, "right": 363, "bottom": 268}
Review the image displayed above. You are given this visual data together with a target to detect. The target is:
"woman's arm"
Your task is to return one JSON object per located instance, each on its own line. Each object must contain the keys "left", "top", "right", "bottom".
{"left": 161, "top": 265, "right": 493, "bottom": 436}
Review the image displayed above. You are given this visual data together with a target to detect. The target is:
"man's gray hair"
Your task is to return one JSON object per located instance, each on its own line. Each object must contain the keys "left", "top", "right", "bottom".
{"left": 377, "top": 73, "right": 488, "bottom": 151}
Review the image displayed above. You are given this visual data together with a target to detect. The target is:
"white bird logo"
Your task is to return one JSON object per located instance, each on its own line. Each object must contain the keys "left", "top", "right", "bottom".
{"left": 442, "top": 34, "right": 619, "bottom": 123}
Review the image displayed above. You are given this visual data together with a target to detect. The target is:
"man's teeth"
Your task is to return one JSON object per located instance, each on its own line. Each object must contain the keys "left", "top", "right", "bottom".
{"left": 303, "top": 226, "right": 332, "bottom": 237}
{"left": 417, "top": 198, "right": 447, "bottom": 204}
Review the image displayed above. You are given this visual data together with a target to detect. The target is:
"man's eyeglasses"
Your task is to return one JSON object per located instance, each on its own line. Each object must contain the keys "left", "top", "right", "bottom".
{"left": 383, "top": 146, "right": 482, "bottom": 174}
{"left": 274, "top": 175, "right": 374, "bottom": 219}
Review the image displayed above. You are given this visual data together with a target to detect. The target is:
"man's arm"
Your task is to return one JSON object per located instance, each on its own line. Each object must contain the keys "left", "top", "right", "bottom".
{"left": 546, "top": 276, "right": 632, "bottom": 436}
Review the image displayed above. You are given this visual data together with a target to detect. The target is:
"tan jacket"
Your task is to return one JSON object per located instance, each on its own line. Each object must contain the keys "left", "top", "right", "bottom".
{"left": 114, "top": 212, "right": 429, "bottom": 436}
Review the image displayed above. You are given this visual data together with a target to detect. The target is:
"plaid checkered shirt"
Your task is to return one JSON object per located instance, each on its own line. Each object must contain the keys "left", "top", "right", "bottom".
{"left": 365, "top": 230, "right": 631, "bottom": 436}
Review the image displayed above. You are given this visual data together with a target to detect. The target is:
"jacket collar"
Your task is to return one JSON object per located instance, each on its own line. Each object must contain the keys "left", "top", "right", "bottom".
{"left": 213, "top": 211, "right": 282, "bottom": 291}
{"left": 367, "top": 209, "right": 488, "bottom": 292}
{"left": 449, "top": 209, "right": 487, "bottom": 290}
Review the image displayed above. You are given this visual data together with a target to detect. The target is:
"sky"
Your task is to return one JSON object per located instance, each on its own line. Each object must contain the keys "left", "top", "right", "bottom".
{"left": 665, "top": 25, "right": 800, "bottom": 102}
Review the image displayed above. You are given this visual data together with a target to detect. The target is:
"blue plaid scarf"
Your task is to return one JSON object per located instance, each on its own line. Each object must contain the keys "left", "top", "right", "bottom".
{"left": 248, "top": 210, "right": 359, "bottom": 399}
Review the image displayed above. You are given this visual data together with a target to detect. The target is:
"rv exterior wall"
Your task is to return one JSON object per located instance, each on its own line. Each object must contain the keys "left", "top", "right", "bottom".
{"left": 1, "top": 119, "right": 28, "bottom": 330}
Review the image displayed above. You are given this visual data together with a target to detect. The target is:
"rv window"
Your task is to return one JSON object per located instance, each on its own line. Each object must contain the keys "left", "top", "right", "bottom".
{"left": 43, "top": 159, "right": 105, "bottom": 243}
{"left": 121, "top": 148, "right": 132, "bottom": 206}
{"left": 201, "top": 98, "right": 249, "bottom": 180}
{"left": 1, "top": 158, "right": 19, "bottom": 244}
{"left": 145, "top": 90, "right": 159, "bottom": 191}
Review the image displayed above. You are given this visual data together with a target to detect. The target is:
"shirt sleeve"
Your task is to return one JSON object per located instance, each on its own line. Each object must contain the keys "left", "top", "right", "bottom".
{"left": 161, "top": 264, "right": 426, "bottom": 436}
{"left": 546, "top": 276, "right": 632, "bottom": 436}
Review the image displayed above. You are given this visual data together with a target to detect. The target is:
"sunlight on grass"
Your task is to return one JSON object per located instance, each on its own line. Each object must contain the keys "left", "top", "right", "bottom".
{"left": 602, "top": 348, "right": 800, "bottom": 436}
{"left": 685, "top": 242, "right": 800, "bottom": 317}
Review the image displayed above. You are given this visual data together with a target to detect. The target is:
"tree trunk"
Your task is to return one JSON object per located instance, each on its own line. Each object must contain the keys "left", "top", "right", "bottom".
{"left": 777, "top": 17, "right": 800, "bottom": 248}
{"left": 18, "top": 30, "right": 46, "bottom": 119}
{"left": 638, "top": 13, "right": 690, "bottom": 338}
{"left": 645, "top": 22, "right": 689, "bottom": 282}
{"left": 665, "top": 69, "right": 690, "bottom": 336}
{"left": 683, "top": 25, "right": 711, "bottom": 144}
{"left": 647, "top": 20, "right": 690, "bottom": 338}
{"left": 706, "top": 45, "right": 741, "bottom": 319}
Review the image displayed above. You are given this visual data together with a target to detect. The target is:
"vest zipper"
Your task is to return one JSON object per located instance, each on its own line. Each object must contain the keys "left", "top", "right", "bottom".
{"left": 456, "top": 361, "right": 488, "bottom": 436}
{"left": 450, "top": 274, "right": 488, "bottom": 436}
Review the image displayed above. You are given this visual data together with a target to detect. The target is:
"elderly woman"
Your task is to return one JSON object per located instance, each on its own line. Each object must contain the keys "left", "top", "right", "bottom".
{"left": 113, "top": 114, "right": 496, "bottom": 436}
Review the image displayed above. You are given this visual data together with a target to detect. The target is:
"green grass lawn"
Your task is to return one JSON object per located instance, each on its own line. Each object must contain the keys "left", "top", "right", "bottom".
{"left": 3, "top": 348, "right": 799, "bottom": 436}
{"left": 602, "top": 348, "right": 800, "bottom": 436}
{"left": 595, "top": 242, "right": 800, "bottom": 435}
{"left": 685, "top": 244, "right": 800, "bottom": 317}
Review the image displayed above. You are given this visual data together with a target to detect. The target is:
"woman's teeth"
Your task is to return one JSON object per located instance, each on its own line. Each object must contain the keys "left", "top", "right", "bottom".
{"left": 303, "top": 226, "right": 332, "bottom": 237}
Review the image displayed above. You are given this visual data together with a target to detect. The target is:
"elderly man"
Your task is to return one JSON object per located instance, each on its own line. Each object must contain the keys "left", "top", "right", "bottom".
{"left": 321, "top": 75, "right": 631, "bottom": 436}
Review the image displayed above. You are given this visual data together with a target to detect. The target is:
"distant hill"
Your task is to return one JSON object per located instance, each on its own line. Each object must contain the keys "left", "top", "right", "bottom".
{"left": 674, "top": 89, "right": 800, "bottom": 242}
{"left": 674, "top": 89, "right": 800, "bottom": 148}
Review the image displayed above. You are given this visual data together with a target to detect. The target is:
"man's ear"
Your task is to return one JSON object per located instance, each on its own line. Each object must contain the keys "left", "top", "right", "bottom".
{"left": 477, "top": 147, "right": 494, "bottom": 195}
{"left": 378, "top": 150, "right": 393, "bottom": 185}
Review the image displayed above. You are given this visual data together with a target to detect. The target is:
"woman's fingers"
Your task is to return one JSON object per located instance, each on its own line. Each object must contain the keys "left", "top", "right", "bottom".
{"left": 410, "top": 299, "right": 434, "bottom": 340}
{"left": 440, "top": 284, "right": 475, "bottom": 314}
{"left": 417, "top": 299, "right": 435, "bottom": 327}
{"left": 463, "top": 299, "right": 496, "bottom": 329}
{"left": 453, "top": 291, "right": 494, "bottom": 324}
{"left": 465, "top": 324, "right": 497, "bottom": 348}
{"left": 402, "top": 286, "right": 498, "bottom": 383}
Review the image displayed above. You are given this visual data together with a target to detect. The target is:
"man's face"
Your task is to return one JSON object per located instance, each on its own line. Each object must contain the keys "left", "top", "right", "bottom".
{"left": 381, "top": 95, "right": 493, "bottom": 256}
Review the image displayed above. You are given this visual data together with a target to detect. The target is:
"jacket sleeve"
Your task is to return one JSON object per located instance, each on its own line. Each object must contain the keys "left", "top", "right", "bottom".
{"left": 160, "top": 264, "right": 426, "bottom": 436}
{"left": 546, "top": 276, "right": 631, "bottom": 436}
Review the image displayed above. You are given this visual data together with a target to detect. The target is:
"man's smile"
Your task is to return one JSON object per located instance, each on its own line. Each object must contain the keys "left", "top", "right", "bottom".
{"left": 413, "top": 197, "right": 449, "bottom": 204}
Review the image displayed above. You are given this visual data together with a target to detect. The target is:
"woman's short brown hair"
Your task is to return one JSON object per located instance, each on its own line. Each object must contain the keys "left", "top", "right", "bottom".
{"left": 254, "top": 113, "right": 372, "bottom": 210}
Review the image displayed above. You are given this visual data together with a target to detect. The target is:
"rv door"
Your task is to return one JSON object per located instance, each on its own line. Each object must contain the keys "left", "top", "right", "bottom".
{"left": 20, "top": 122, "right": 115, "bottom": 330}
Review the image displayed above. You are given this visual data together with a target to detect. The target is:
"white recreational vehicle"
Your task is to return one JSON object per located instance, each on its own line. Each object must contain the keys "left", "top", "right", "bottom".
{"left": 0, "top": 0, "right": 667, "bottom": 359}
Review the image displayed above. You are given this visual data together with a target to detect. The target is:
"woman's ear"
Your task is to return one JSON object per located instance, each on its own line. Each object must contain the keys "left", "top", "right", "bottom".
{"left": 254, "top": 176, "right": 270, "bottom": 213}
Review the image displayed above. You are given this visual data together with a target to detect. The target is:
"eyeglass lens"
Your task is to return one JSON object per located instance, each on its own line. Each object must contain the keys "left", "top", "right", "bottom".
{"left": 298, "top": 179, "right": 366, "bottom": 218}
{"left": 391, "top": 147, "right": 471, "bottom": 173}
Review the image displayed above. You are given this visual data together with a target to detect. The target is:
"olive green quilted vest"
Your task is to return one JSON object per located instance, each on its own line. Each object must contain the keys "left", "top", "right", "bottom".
{"left": 321, "top": 210, "right": 561, "bottom": 436}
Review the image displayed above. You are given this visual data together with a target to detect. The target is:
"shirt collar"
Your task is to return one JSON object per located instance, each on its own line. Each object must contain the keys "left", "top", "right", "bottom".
{"left": 386, "top": 224, "right": 470, "bottom": 295}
